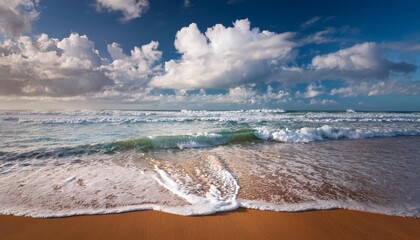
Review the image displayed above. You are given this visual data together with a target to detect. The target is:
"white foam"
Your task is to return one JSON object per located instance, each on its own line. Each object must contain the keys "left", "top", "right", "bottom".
{"left": 244, "top": 109, "right": 286, "bottom": 113}
{"left": 4, "top": 110, "right": 419, "bottom": 125}
{"left": 1, "top": 110, "right": 420, "bottom": 218}
{"left": 1, "top": 145, "right": 419, "bottom": 218}
{"left": 255, "top": 125, "right": 420, "bottom": 143}
{"left": 239, "top": 199, "right": 420, "bottom": 218}
{"left": 152, "top": 158, "right": 241, "bottom": 215}
{"left": 176, "top": 141, "right": 209, "bottom": 149}
{"left": 0, "top": 152, "right": 243, "bottom": 217}
{"left": 0, "top": 155, "right": 190, "bottom": 217}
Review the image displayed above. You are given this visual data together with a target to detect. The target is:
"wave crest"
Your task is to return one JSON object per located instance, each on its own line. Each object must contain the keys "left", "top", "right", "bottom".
{"left": 255, "top": 125, "right": 420, "bottom": 143}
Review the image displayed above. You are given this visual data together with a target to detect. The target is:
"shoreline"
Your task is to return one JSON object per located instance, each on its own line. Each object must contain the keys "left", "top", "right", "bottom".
{"left": 1, "top": 208, "right": 419, "bottom": 240}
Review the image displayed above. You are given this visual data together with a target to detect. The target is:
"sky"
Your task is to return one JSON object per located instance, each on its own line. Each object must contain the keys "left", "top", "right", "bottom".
{"left": 0, "top": 0, "right": 419, "bottom": 110}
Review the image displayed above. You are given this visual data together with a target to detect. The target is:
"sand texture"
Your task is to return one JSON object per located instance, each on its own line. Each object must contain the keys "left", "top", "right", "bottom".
{"left": 1, "top": 209, "right": 419, "bottom": 240}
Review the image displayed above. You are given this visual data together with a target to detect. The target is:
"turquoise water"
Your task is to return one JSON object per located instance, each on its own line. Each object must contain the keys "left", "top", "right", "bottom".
{"left": 1, "top": 110, "right": 419, "bottom": 155}
{"left": 0, "top": 110, "right": 419, "bottom": 217}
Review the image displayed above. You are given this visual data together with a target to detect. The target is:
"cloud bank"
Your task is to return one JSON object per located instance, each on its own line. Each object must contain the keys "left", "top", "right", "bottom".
{"left": 0, "top": 11, "right": 418, "bottom": 108}
{"left": 0, "top": 0, "right": 39, "bottom": 37}
{"left": 0, "top": 33, "right": 162, "bottom": 97}
{"left": 0, "top": 33, "right": 112, "bottom": 96}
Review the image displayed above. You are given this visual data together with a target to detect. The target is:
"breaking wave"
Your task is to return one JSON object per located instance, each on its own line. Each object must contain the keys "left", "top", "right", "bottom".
{"left": 2, "top": 126, "right": 419, "bottom": 161}
{"left": 2, "top": 110, "right": 418, "bottom": 125}
{"left": 255, "top": 125, "right": 420, "bottom": 143}
{"left": 1, "top": 110, "right": 419, "bottom": 218}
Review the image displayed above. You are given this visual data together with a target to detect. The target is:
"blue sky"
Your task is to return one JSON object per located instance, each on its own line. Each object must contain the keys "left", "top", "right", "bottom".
{"left": 0, "top": 0, "right": 419, "bottom": 110}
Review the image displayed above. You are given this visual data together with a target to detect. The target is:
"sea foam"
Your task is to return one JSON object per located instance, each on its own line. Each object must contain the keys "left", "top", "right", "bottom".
{"left": 255, "top": 125, "right": 420, "bottom": 143}
{"left": 1, "top": 110, "right": 419, "bottom": 218}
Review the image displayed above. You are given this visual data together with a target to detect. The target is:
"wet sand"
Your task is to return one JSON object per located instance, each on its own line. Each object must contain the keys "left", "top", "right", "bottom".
{"left": 1, "top": 209, "right": 419, "bottom": 240}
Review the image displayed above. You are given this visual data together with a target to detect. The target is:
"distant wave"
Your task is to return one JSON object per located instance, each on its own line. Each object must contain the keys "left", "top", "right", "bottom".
{"left": 2, "top": 127, "right": 420, "bottom": 161}
{"left": 1, "top": 110, "right": 419, "bottom": 218}
{"left": 4, "top": 111, "right": 419, "bottom": 125}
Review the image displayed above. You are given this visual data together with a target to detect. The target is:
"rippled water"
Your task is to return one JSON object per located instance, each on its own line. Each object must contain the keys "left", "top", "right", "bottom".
{"left": 0, "top": 110, "right": 419, "bottom": 217}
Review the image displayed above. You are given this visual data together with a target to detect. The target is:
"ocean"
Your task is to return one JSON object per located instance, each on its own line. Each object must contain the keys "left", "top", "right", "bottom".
{"left": 0, "top": 109, "right": 419, "bottom": 217}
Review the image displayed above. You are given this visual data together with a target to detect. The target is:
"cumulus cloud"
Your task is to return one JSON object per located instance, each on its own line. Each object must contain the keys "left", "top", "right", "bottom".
{"left": 200, "top": 85, "right": 290, "bottom": 105}
{"left": 311, "top": 42, "right": 416, "bottom": 80}
{"left": 86, "top": 84, "right": 291, "bottom": 109}
{"left": 150, "top": 19, "right": 296, "bottom": 89}
{"left": 312, "top": 42, "right": 382, "bottom": 71}
{"left": 264, "top": 85, "right": 290, "bottom": 102}
{"left": 95, "top": 0, "right": 149, "bottom": 22}
{"left": 1, "top": 11, "right": 417, "bottom": 105}
{"left": 226, "top": 86, "right": 259, "bottom": 104}
{"left": 275, "top": 42, "right": 418, "bottom": 97}
{"left": 309, "top": 98, "right": 336, "bottom": 105}
{"left": 330, "top": 80, "right": 420, "bottom": 97}
{"left": 102, "top": 41, "right": 162, "bottom": 91}
{"left": 277, "top": 42, "right": 417, "bottom": 82}
{"left": 0, "top": 31, "right": 165, "bottom": 97}
{"left": 0, "top": 0, "right": 39, "bottom": 37}
{"left": 0, "top": 33, "right": 113, "bottom": 96}
{"left": 296, "top": 84, "right": 323, "bottom": 98}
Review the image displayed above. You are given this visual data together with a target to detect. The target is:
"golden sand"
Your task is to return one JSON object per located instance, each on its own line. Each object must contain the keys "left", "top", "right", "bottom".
{"left": 1, "top": 209, "right": 419, "bottom": 240}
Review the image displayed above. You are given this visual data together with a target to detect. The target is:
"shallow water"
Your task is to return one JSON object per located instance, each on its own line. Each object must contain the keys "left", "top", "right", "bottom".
{"left": 0, "top": 110, "right": 419, "bottom": 217}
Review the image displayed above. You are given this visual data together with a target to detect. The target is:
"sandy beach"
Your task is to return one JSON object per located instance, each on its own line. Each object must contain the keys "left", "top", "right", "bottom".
{"left": 1, "top": 209, "right": 419, "bottom": 240}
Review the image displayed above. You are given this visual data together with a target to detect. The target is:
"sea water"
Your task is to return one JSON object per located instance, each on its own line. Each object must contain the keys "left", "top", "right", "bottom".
{"left": 0, "top": 110, "right": 419, "bottom": 217}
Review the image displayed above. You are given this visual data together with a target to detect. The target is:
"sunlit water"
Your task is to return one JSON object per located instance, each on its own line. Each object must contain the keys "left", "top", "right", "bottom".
{"left": 0, "top": 110, "right": 419, "bottom": 217}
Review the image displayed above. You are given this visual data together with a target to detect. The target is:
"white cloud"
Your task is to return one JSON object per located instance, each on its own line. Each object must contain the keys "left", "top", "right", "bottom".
{"left": 311, "top": 42, "right": 416, "bottom": 79}
{"left": 275, "top": 42, "right": 417, "bottom": 88}
{"left": 227, "top": 86, "right": 258, "bottom": 104}
{"left": 264, "top": 85, "right": 290, "bottom": 102}
{"left": 330, "top": 80, "right": 420, "bottom": 97}
{"left": 380, "top": 41, "right": 420, "bottom": 52}
{"left": 103, "top": 41, "right": 162, "bottom": 91}
{"left": 309, "top": 98, "right": 336, "bottom": 105}
{"left": 0, "top": 0, "right": 39, "bottom": 37}
{"left": 0, "top": 33, "right": 113, "bottom": 96}
{"left": 303, "top": 84, "right": 323, "bottom": 98}
{"left": 83, "top": 84, "right": 291, "bottom": 109}
{"left": 150, "top": 19, "right": 296, "bottom": 89}
{"left": 300, "top": 27, "right": 336, "bottom": 45}
{"left": 0, "top": 32, "right": 165, "bottom": 97}
{"left": 0, "top": 9, "right": 418, "bottom": 106}
{"left": 295, "top": 84, "right": 322, "bottom": 99}
{"left": 95, "top": 0, "right": 149, "bottom": 22}
{"left": 312, "top": 42, "right": 379, "bottom": 71}
{"left": 183, "top": 0, "right": 191, "bottom": 8}
{"left": 300, "top": 16, "right": 321, "bottom": 29}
